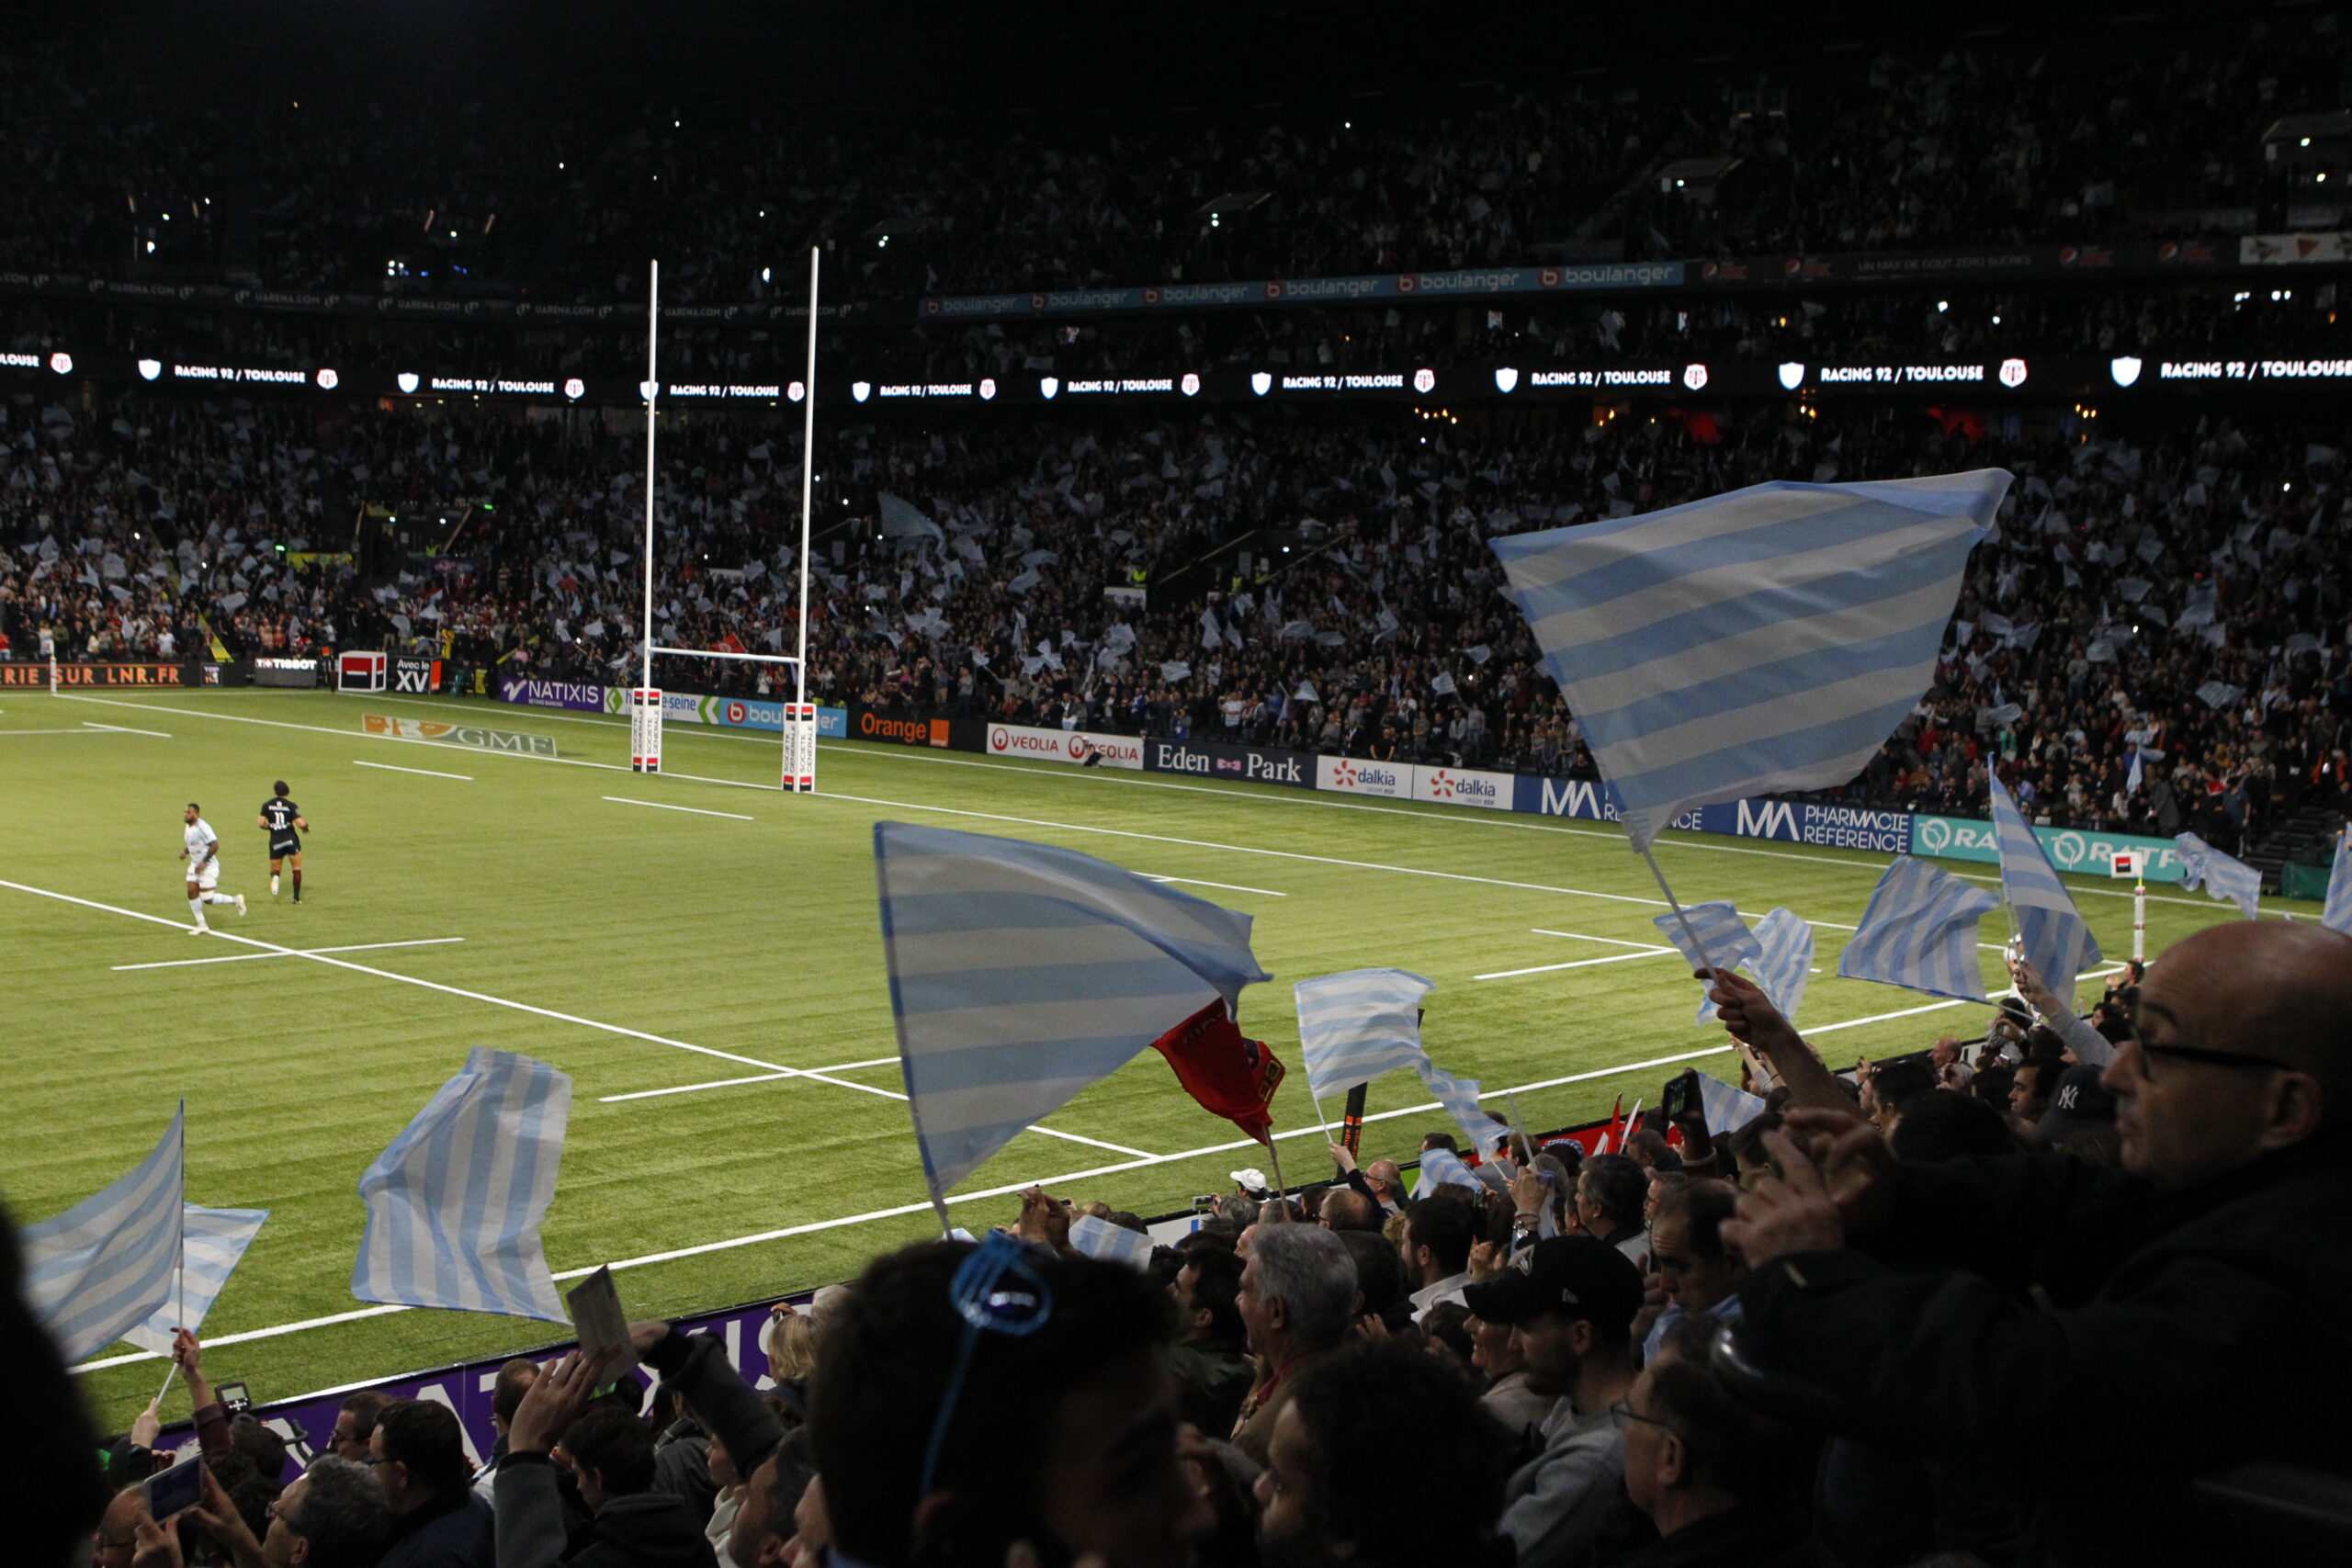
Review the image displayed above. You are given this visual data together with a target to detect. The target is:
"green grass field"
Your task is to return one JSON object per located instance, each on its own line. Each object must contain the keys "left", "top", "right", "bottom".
{"left": 1, "top": 684, "right": 2302, "bottom": 1431}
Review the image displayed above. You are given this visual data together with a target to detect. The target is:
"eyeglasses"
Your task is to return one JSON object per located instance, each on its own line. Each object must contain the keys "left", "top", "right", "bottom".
{"left": 919, "top": 1232, "right": 1054, "bottom": 1500}
{"left": 2131, "top": 1039, "right": 2299, "bottom": 1082}
{"left": 1607, "top": 1398, "right": 1676, "bottom": 1437}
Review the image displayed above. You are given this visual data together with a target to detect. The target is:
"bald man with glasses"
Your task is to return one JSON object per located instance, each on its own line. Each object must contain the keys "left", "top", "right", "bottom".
{"left": 1698, "top": 920, "right": 2352, "bottom": 1564}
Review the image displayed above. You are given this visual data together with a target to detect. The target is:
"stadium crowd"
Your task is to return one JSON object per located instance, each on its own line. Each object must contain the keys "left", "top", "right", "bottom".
{"left": 6, "top": 388, "right": 2350, "bottom": 846}
{"left": 19, "top": 917, "right": 2348, "bottom": 1568}
{"left": 1, "top": 13, "right": 2346, "bottom": 303}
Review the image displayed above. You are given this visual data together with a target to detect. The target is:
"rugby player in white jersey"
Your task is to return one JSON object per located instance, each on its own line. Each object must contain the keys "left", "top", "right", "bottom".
{"left": 180, "top": 803, "right": 245, "bottom": 932}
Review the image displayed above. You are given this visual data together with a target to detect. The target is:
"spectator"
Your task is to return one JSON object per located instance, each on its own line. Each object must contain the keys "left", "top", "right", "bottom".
{"left": 1467, "top": 1306, "right": 1561, "bottom": 1440}
{"left": 2008, "top": 1055, "right": 2062, "bottom": 1127}
{"left": 495, "top": 1360, "right": 718, "bottom": 1568}
{"left": 1463, "top": 1235, "right": 1651, "bottom": 1568}
{"left": 473, "top": 1357, "right": 541, "bottom": 1497}
{"left": 628, "top": 1322, "right": 786, "bottom": 1568}
{"left": 1575, "top": 1154, "right": 1650, "bottom": 1268}
{"left": 1255, "top": 1342, "right": 1513, "bottom": 1568}
{"left": 805, "top": 1237, "right": 1213, "bottom": 1568}
{"left": 183, "top": 1454, "right": 390, "bottom": 1568}
{"left": 1888, "top": 1089, "right": 2020, "bottom": 1163}
{"left": 328, "top": 1391, "right": 391, "bottom": 1464}
{"left": 1166, "top": 1246, "right": 1254, "bottom": 1437}
{"left": 1335, "top": 1229, "right": 1412, "bottom": 1337}
{"left": 1403, "top": 1195, "right": 1477, "bottom": 1323}
{"left": 1617, "top": 1320, "right": 1816, "bottom": 1567}
{"left": 372, "top": 1398, "right": 496, "bottom": 1568}
{"left": 1719, "top": 921, "right": 2352, "bottom": 1562}
{"left": 1231, "top": 1224, "right": 1358, "bottom": 1462}
{"left": 1317, "top": 1186, "right": 1382, "bottom": 1233}
{"left": 1859, "top": 1057, "right": 1936, "bottom": 1135}
{"left": 1641, "top": 1180, "right": 1746, "bottom": 1366}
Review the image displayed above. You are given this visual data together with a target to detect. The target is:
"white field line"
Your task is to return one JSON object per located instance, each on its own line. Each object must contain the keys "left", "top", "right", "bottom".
{"left": 71, "top": 1038, "right": 1755, "bottom": 1373}
{"left": 603, "top": 795, "right": 753, "bottom": 821}
{"left": 5, "top": 875, "right": 1146, "bottom": 1157}
{"left": 210, "top": 692, "right": 2280, "bottom": 917}
{"left": 81, "top": 721, "right": 174, "bottom": 738}
{"left": 355, "top": 760, "right": 472, "bottom": 781}
{"left": 112, "top": 937, "right": 467, "bottom": 972}
{"left": 1532, "top": 930, "right": 1679, "bottom": 949}
{"left": 1476, "top": 949, "right": 1680, "bottom": 981}
{"left": 52, "top": 695, "right": 773, "bottom": 795}
{"left": 1144, "top": 874, "right": 1287, "bottom": 897}
{"left": 0, "top": 728, "right": 151, "bottom": 736}
{"left": 599, "top": 1056, "right": 902, "bottom": 1103}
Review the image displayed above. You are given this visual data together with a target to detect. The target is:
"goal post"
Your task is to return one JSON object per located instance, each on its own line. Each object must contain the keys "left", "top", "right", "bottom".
{"left": 631, "top": 250, "right": 823, "bottom": 792}
{"left": 629, "top": 688, "right": 663, "bottom": 773}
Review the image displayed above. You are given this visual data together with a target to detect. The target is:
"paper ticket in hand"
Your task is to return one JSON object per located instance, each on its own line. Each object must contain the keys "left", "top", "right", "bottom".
{"left": 566, "top": 1266, "right": 637, "bottom": 1382}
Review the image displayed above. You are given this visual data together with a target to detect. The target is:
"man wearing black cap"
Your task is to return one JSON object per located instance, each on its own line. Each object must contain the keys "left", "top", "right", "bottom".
{"left": 1463, "top": 1235, "right": 1650, "bottom": 1568}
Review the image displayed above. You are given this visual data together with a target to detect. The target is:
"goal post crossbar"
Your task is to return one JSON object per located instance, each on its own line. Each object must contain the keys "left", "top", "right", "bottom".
{"left": 646, "top": 646, "right": 803, "bottom": 667}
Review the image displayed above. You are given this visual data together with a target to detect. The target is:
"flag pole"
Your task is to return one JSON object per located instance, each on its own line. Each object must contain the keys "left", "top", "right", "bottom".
{"left": 1261, "top": 1134, "right": 1287, "bottom": 1213}
{"left": 1638, "top": 844, "right": 1723, "bottom": 977}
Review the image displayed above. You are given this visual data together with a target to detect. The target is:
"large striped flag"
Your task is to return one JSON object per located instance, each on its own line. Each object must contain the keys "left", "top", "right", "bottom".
{"left": 21, "top": 1105, "right": 185, "bottom": 1362}
{"left": 874, "top": 822, "right": 1271, "bottom": 1206}
{"left": 1838, "top": 856, "right": 2005, "bottom": 1001}
{"left": 123, "top": 1204, "right": 268, "bottom": 1356}
{"left": 1748, "top": 908, "right": 1815, "bottom": 1023}
{"left": 1650, "top": 901, "right": 1764, "bottom": 1020}
{"left": 1491, "top": 470, "right": 2008, "bottom": 850}
{"left": 2176, "top": 833, "right": 2262, "bottom": 919}
{"left": 1294, "top": 968, "right": 1434, "bottom": 1101}
{"left": 1987, "top": 774, "right": 2103, "bottom": 987}
{"left": 1414, "top": 1060, "right": 1510, "bottom": 1161}
{"left": 2326, "top": 829, "right": 2352, "bottom": 936}
{"left": 352, "top": 1049, "right": 571, "bottom": 1323}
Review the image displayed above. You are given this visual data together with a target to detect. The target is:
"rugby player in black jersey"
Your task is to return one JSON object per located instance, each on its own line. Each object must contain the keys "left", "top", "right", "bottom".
{"left": 257, "top": 781, "right": 311, "bottom": 902}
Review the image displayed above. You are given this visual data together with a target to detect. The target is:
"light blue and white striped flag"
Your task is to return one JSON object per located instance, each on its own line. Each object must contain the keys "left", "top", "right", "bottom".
{"left": 1414, "top": 1060, "right": 1510, "bottom": 1161}
{"left": 1651, "top": 901, "right": 1765, "bottom": 1020}
{"left": 1294, "top": 969, "right": 1434, "bottom": 1101}
{"left": 353, "top": 1049, "right": 571, "bottom": 1323}
{"left": 2176, "top": 833, "right": 2262, "bottom": 919}
{"left": 2325, "top": 829, "right": 2352, "bottom": 936}
{"left": 123, "top": 1204, "right": 268, "bottom": 1356}
{"left": 21, "top": 1105, "right": 184, "bottom": 1362}
{"left": 1838, "top": 856, "right": 2004, "bottom": 1001}
{"left": 1748, "top": 908, "right": 1815, "bottom": 1023}
{"left": 1696, "top": 1073, "right": 1769, "bottom": 1136}
{"left": 875, "top": 822, "right": 1271, "bottom": 1200}
{"left": 1988, "top": 774, "right": 2103, "bottom": 987}
{"left": 1491, "top": 470, "right": 2008, "bottom": 850}
{"left": 1067, "top": 1214, "right": 1158, "bottom": 1270}
{"left": 1413, "top": 1146, "right": 1482, "bottom": 1198}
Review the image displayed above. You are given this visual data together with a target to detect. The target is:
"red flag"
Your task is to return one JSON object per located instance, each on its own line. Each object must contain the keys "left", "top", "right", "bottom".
{"left": 1149, "top": 999, "right": 1285, "bottom": 1142}
{"left": 1601, "top": 1094, "right": 1626, "bottom": 1153}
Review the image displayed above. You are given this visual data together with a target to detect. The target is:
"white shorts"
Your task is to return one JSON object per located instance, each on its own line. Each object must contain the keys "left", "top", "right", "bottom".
{"left": 188, "top": 859, "right": 220, "bottom": 891}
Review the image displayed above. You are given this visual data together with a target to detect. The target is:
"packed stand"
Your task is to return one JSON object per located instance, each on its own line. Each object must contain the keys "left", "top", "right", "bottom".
{"left": 9, "top": 386, "right": 2352, "bottom": 842}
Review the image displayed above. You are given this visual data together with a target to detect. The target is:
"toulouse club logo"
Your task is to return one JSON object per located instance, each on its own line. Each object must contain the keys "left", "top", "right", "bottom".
{"left": 1998, "top": 357, "right": 2029, "bottom": 389}
{"left": 564, "top": 378, "right": 585, "bottom": 400}
{"left": 978, "top": 378, "right": 997, "bottom": 400}
{"left": 1181, "top": 372, "right": 1201, "bottom": 397}
{"left": 1681, "top": 363, "right": 1708, "bottom": 390}
{"left": 1413, "top": 367, "right": 1436, "bottom": 394}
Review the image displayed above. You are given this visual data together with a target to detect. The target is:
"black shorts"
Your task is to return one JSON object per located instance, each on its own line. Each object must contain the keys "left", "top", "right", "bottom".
{"left": 269, "top": 836, "right": 301, "bottom": 859}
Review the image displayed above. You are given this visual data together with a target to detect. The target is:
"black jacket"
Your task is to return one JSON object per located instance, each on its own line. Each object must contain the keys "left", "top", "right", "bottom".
{"left": 379, "top": 1488, "right": 496, "bottom": 1568}
{"left": 1737, "top": 1132, "right": 2352, "bottom": 1564}
{"left": 566, "top": 1493, "right": 718, "bottom": 1568}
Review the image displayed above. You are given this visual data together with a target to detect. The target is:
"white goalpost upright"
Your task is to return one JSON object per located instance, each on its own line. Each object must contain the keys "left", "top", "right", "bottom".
{"left": 632, "top": 251, "right": 823, "bottom": 791}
